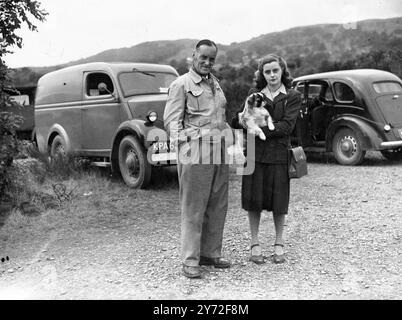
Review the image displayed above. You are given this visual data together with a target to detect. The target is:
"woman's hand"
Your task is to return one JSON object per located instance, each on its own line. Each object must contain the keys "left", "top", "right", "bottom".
{"left": 239, "top": 103, "right": 247, "bottom": 129}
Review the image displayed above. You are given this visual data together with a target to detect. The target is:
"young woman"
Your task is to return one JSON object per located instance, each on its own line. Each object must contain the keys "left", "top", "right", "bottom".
{"left": 231, "top": 54, "right": 302, "bottom": 264}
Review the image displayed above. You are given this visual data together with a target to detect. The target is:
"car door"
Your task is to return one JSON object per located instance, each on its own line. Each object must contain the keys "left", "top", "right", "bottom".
{"left": 292, "top": 81, "right": 313, "bottom": 146}
{"left": 306, "top": 80, "right": 334, "bottom": 144}
{"left": 81, "top": 71, "right": 121, "bottom": 152}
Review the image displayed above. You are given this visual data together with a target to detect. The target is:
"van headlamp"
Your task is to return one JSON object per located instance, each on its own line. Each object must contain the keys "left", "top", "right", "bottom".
{"left": 384, "top": 124, "right": 391, "bottom": 132}
{"left": 147, "top": 111, "right": 158, "bottom": 123}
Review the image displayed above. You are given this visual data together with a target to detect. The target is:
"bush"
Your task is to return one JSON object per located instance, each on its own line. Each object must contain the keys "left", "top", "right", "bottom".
{"left": 26, "top": 146, "right": 91, "bottom": 182}
{"left": 0, "top": 0, "right": 48, "bottom": 202}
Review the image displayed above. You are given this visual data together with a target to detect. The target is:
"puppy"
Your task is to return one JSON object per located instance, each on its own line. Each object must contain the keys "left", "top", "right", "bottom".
{"left": 239, "top": 92, "right": 274, "bottom": 140}
{"left": 227, "top": 92, "right": 275, "bottom": 165}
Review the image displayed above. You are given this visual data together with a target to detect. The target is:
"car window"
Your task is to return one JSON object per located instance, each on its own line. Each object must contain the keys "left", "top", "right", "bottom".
{"left": 333, "top": 82, "right": 355, "bottom": 102}
{"left": 373, "top": 81, "right": 402, "bottom": 93}
{"left": 324, "top": 87, "right": 334, "bottom": 101}
{"left": 308, "top": 84, "right": 322, "bottom": 98}
{"left": 295, "top": 82, "right": 305, "bottom": 95}
{"left": 119, "top": 72, "right": 177, "bottom": 97}
{"left": 85, "top": 72, "right": 114, "bottom": 97}
{"left": 10, "top": 94, "right": 30, "bottom": 106}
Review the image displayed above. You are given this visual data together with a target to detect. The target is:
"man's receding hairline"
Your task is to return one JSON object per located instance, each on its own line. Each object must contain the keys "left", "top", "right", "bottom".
{"left": 195, "top": 39, "right": 218, "bottom": 53}
{"left": 195, "top": 44, "right": 218, "bottom": 54}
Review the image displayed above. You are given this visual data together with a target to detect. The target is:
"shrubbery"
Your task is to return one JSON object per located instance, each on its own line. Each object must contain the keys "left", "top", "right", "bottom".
{"left": 0, "top": 0, "right": 47, "bottom": 203}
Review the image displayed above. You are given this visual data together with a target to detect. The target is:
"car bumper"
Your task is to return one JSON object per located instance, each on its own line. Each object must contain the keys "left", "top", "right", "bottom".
{"left": 380, "top": 140, "right": 402, "bottom": 149}
{"left": 150, "top": 152, "right": 177, "bottom": 163}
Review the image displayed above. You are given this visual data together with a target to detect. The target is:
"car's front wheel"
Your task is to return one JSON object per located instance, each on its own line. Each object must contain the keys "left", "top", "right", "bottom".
{"left": 381, "top": 148, "right": 402, "bottom": 161}
{"left": 332, "top": 128, "right": 366, "bottom": 165}
{"left": 118, "top": 135, "right": 152, "bottom": 189}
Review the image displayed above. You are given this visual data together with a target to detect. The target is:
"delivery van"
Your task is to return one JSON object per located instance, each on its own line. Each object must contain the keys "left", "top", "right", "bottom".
{"left": 34, "top": 62, "right": 179, "bottom": 188}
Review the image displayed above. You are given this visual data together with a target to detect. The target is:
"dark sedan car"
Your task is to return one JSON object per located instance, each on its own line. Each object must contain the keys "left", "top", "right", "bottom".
{"left": 292, "top": 69, "right": 402, "bottom": 165}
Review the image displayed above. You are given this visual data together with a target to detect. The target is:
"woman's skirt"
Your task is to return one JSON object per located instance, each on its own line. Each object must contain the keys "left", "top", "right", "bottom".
{"left": 241, "top": 162, "right": 290, "bottom": 214}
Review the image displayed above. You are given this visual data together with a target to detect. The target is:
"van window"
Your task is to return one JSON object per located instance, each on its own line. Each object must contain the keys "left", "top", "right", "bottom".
{"left": 333, "top": 82, "right": 355, "bottom": 102}
{"left": 119, "top": 72, "right": 177, "bottom": 97}
{"left": 373, "top": 81, "right": 402, "bottom": 93}
{"left": 85, "top": 73, "right": 114, "bottom": 96}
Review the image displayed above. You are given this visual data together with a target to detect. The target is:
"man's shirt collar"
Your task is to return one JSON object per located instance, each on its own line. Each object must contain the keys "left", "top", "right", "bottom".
{"left": 189, "top": 67, "right": 203, "bottom": 84}
{"left": 189, "top": 67, "right": 217, "bottom": 84}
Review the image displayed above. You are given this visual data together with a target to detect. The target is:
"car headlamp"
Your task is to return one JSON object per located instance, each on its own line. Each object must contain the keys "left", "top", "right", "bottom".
{"left": 384, "top": 124, "right": 391, "bottom": 132}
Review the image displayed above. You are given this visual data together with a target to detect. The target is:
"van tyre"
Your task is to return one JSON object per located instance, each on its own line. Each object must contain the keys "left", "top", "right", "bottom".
{"left": 332, "top": 128, "right": 366, "bottom": 165}
{"left": 50, "top": 135, "right": 67, "bottom": 158}
{"left": 381, "top": 148, "right": 402, "bottom": 161}
{"left": 118, "top": 135, "right": 151, "bottom": 189}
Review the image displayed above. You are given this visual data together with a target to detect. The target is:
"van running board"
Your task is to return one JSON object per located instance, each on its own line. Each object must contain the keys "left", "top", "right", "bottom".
{"left": 303, "top": 146, "right": 327, "bottom": 153}
{"left": 90, "top": 161, "right": 111, "bottom": 167}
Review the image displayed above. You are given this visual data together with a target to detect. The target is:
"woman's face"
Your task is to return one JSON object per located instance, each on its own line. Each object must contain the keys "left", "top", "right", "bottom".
{"left": 262, "top": 61, "right": 283, "bottom": 89}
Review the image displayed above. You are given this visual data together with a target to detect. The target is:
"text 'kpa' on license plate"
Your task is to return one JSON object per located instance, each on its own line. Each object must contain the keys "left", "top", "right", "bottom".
{"left": 151, "top": 141, "right": 177, "bottom": 162}
{"left": 152, "top": 141, "right": 175, "bottom": 151}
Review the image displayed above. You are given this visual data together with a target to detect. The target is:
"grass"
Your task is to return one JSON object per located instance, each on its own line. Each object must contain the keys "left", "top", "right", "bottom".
{"left": 1, "top": 140, "right": 180, "bottom": 233}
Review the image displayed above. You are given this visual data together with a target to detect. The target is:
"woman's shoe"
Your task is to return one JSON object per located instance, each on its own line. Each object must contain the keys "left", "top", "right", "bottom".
{"left": 272, "top": 243, "right": 285, "bottom": 264}
{"left": 249, "top": 244, "right": 265, "bottom": 264}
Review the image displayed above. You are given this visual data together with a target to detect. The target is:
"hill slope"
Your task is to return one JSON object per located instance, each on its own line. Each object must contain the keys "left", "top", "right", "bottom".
{"left": 10, "top": 16, "right": 402, "bottom": 86}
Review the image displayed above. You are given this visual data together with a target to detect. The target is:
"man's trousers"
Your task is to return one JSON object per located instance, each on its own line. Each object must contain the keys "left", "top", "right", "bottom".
{"left": 177, "top": 142, "right": 229, "bottom": 267}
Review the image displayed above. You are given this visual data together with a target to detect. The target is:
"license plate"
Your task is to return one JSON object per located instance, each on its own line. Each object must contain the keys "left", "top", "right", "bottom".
{"left": 152, "top": 141, "right": 176, "bottom": 152}
{"left": 151, "top": 153, "right": 177, "bottom": 162}
{"left": 150, "top": 141, "right": 176, "bottom": 163}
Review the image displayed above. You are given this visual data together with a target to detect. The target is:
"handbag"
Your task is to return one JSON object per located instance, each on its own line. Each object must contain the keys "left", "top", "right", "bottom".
{"left": 287, "top": 97, "right": 308, "bottom": 179}
{"left": 288, "top": 146, "right": 308, "bottom": 179}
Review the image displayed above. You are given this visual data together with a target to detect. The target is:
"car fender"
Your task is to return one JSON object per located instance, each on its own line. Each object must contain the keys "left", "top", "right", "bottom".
{"left": 326, "top": 115, "right": 383, "bottom": 151}
{"left": 46, "top": 124, "right": 72, "bottom": 153}
{"left": 110, "top": 119, "right": 169, "bottom": 173}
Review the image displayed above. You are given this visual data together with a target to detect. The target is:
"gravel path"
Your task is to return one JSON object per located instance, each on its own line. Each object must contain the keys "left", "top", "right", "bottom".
{"left": 0, "top": 152, "right": 401, "bottom": 300}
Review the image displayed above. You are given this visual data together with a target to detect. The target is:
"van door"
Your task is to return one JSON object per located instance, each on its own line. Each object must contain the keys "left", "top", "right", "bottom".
{"left": 81, "top": 71, "right": 121, "bottom": 152}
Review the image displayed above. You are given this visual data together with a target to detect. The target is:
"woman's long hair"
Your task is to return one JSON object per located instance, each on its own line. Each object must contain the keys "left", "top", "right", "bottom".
{"left": 255, "top": 54, "right": 293, "bottom": 90}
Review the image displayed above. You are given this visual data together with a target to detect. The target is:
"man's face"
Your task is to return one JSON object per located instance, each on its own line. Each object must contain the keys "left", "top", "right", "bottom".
{"left": 192, "top": 45, "right": 217, "bottom": 76}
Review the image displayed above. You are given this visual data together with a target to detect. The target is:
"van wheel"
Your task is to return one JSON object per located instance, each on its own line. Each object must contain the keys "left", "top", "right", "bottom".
{"left": 332, "top": 128, "right": 366, "bottom": 165}
{"left": 381, "top": 148, "right": 402, "bottom": 161}
{"left": 50, "top": 135, "right": 67, "bottom": 158}
{"left": 118, "top": 135, "right": 151, "bottom": 189}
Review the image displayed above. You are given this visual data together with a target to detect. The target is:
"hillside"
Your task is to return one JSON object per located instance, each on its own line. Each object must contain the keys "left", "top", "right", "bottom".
{"left": 10, "top": 16, "right": 402, "bottom": 87}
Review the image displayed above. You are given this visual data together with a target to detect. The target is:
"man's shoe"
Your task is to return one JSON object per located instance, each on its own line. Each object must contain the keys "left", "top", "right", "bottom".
{"left": 199, "top": 256, "right": 231, "bottom": 268}
{"left": 182, "top": 265, "right": 201, "bottom": 278}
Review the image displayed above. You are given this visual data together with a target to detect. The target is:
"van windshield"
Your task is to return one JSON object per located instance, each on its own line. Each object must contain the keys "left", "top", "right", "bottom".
{"left": 119, "top": 71, "right": 177, "bottom": 97}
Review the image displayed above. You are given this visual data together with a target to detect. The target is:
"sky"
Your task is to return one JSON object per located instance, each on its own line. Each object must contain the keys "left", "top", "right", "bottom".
{"left": 4, "top": 0, "right": 402, "bottom": 68}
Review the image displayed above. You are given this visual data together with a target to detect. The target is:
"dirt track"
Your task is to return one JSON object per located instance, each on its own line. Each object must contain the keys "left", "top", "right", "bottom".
{"left": 0, "top": 151, "right": 401, "bottom": 300}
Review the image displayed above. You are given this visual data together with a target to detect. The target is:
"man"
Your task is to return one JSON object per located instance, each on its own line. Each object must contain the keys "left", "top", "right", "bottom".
{"left": 163, "top": 39, "right": 231, "bottom": 278}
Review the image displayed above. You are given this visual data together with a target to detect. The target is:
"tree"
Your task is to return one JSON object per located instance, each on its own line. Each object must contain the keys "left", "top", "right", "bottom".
{"left": 225, "top": 48, "right": 244, "bottom": 64}
{"left": 0, "top": 0, "right": 48, "bottom": 200}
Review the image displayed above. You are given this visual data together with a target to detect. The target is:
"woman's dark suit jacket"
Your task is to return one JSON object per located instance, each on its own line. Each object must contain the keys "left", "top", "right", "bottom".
{"left": 231, "top": 87, "right": 302, "bottom": 164}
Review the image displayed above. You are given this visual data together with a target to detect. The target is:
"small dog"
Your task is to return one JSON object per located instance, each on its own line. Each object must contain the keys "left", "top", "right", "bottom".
{"left": 239, "top": 92, "right": 275, "bottom": 140}
{"left": 227, "top": 92, "right": 275, "bottom": 165}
